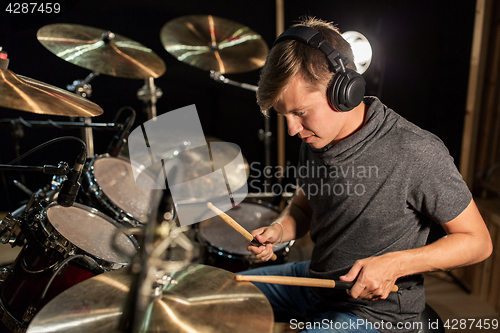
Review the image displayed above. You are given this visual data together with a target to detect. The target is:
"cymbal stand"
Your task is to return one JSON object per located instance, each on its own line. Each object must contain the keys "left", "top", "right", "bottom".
{"left": 137, "top": 77, "right": 163, "bottom": 120}
{"left": 67, "top": 71, "right": 100, "bottom": 156}
{"left": 118, "top": 191, "right": 193, "bottom": 333}
{"left": 210, "top": 70, "right": 272, "bottom": 191}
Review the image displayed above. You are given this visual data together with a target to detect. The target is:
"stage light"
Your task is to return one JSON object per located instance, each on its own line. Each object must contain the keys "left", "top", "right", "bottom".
{"left": 342, "top": 31, "right": 372, "bottom": 74}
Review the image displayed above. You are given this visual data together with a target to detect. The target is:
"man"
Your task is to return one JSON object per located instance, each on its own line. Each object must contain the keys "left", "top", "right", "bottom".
{"left": 244, "top": 17, "right": 492, "bottom": 332}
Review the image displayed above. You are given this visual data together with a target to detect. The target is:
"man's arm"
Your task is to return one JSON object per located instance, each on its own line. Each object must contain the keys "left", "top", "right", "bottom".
{"left": 247, "top": 188, "right": 312, "bottom": 261}
{"left": 341, "top": 198, "right": 493, "bottom": 300}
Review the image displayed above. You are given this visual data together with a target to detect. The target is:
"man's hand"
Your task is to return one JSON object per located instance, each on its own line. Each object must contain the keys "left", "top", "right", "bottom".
{"left": 246, "top": 224, "right": 282, "bottom": 261}
{"left": 339, "top": 253, "right": 400, "bottom": 301}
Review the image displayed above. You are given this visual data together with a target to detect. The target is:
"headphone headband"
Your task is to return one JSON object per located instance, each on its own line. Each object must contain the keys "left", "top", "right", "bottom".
{"left": 273, "top": 26, "right": 350, "bottom": 74}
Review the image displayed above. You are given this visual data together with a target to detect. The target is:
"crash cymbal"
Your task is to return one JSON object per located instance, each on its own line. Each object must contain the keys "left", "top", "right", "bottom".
{"left": 27, "top": 264, "right": 274, "bottom": 333}
{"left": 160, "top": 15, "right": 268, "bottom": 74}
{"left": 0, "top": 68, "right": 103, "bottom": 116}
{"left": 37, "top": 24, "right": 166, "bottom": 79}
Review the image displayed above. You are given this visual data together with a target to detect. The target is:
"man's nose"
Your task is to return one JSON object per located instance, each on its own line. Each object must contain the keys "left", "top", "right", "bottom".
{"left": 286, "top": 116, "right": 302, "bottom": 137}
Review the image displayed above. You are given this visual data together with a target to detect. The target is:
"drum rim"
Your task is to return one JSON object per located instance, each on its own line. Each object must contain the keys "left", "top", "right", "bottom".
{"left": 45, "top": 202, "right": 137, "bottom": 264}
{"left": 82, "top": 154, "right": 157, "bottom": 224}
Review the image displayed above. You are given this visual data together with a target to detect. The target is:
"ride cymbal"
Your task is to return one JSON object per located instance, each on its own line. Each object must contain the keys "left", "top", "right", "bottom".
{"left": 0, "top": 68, "right": 103, "bottom": 117}
{"left": 37, "top": 24, "right": 166, "bottom": 79}
{"left": 26, "top": 265, "right": 274, "bottom": 333}
{"left": 160, "top": 15, "right": 268, "bottom": 74}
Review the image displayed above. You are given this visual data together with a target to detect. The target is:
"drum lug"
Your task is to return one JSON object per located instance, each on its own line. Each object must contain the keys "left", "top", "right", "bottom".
{"left": 0, "top": 267, "right": 13, "bottom": 282}
{"left": 22, "top": 305, "right": 36, "bottom": 323}
{"left": 0, "top": 213, "right": 21, "bottom": 244}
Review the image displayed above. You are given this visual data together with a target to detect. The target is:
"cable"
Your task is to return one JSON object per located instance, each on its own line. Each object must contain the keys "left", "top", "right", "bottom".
{"left": 6, "top": 136, "right": 86, "bottom": 165}
{"left": 38, "top": 254, "right": 100, "bottom": 307}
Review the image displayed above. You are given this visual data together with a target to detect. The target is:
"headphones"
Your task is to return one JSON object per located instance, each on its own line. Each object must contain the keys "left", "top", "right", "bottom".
{"left": 273, "top": 26, "right": 365, "bottom": 112}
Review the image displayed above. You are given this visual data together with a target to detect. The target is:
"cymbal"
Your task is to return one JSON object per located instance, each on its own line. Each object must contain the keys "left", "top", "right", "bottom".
{"left": 160, "top": 15, "right": 268, "bottom": 74}
{"left": 0, "top": 69, "right": 103, "bottom": 116}
{"left": 27, "top": 265, "right": 274, "bottom": 333}
{"left": 37, "top": 24, "right": 166, "bottom": 79}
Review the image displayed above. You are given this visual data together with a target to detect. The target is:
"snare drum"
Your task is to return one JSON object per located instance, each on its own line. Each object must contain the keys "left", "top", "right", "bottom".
{"left": 0, "top": 202, "right": 136, "bottom": 332}
{"left": 197, "top": 200, "right": 292, "bottom": 273}
{"left": 80, "top": 154, "right": 158, "bottom": 227}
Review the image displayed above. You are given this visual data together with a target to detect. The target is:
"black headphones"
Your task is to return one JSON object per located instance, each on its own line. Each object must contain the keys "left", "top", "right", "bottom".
{"left": 273, "top": 26, "right": 365, "bottom": 112}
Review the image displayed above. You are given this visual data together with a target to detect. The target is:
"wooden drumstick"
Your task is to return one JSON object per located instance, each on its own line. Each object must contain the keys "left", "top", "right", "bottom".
{"left": 235, "top": 275, "right": 399, "bottom": 292}
{"left": 207, "top": 202, "right": 277, "bottom": 261}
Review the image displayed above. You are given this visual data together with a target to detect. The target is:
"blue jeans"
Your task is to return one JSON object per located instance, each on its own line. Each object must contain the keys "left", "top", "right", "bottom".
{"left": 239, "top": 261, "right": 380, "bottom": 333}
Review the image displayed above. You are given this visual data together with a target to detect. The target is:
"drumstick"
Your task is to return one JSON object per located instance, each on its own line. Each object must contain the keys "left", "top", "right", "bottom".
{"left": 235, "top": 275, "right": 399, "bottom": 292}
{"left": 207, "top": 202, "right": 277, "bottom": 261}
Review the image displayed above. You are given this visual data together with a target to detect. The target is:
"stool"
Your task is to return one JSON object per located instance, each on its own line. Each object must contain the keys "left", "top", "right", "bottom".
{"left": 418, "top": 303, "right": 445, "bottom": 333}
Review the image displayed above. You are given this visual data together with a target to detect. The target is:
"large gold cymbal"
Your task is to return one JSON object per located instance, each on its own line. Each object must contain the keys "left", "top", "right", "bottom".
{"left": 27, "top": 265, "right": 274, "bottom": 333}
{"left": 0, "top": 68, "right": 103, "bottom": 117}
{"left": 37, "top": 24, "right": 166, "bottom": 79}
{"left": 160, "top": 15, "right": 268, "bottom": 74}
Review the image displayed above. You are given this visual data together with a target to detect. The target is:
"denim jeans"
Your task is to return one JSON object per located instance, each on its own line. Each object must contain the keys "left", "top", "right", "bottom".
{"left": 239, "top": 261, "right": 380, "bottom": 333}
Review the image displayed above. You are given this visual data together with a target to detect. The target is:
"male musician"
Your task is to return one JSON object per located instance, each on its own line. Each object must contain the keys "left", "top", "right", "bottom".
{"left": 244, "top": 17, "right": 492, "bottom": 332}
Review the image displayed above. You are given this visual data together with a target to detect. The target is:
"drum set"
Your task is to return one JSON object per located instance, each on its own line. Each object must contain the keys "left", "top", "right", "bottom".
{"left": 0, "top": 15, "right": 292, "bottom": 333}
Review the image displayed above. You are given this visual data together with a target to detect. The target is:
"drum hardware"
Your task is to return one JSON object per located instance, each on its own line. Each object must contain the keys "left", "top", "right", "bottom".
{"left": 66, "top": 71, "right": 101, "bottom": 156}
{"left": 0, "top": 160, "right": 69, "bottom": 248}
{"left": 209, "top": 70, "right": 258, "bottom": 92}
{"left": 0, "top": 117, "right": 123, "bottom": 131}
{"left": 66, "top": 72, "right": 100, "bottom": 99}
{"left": 106, "top": 107, "right": 136, "bottom": 158}
{"left": 12, "top": 180, "right": 32, "bottom": 197}
{"left": 137, "top": 77, "right": 162, "bottom": 120}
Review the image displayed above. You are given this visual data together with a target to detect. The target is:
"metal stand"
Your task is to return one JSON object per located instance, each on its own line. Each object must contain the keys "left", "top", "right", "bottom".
{"left": 210, "top": 71, "right": 272, "bottom": 191}
{"left": 137, "top": 77, "right": 163, "bottom": 120}
{"left": 67, "top": 71, "right": 100, "bottom": 156}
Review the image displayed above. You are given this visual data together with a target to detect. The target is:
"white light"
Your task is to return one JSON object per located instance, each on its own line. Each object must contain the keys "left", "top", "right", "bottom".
{"left": 342, "top": 31, "right": 372, "bottom": 75}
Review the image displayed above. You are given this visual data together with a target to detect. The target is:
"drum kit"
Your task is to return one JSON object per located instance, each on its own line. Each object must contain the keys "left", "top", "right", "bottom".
{"left": 0, "top": 15, "right": 290, "bottom": 333}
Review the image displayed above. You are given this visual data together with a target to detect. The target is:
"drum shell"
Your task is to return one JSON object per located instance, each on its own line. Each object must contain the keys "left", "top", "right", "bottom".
{"left": 196, "top": 199, "right": 293, "bottom": 273}
{"left": 0, "top": 245, "right": 94, "bottom": 331}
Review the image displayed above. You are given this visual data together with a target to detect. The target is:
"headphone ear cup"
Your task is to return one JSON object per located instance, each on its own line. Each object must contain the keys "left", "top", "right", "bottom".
{"left": 327, "top": 70, "right": 366, "bottom": 112}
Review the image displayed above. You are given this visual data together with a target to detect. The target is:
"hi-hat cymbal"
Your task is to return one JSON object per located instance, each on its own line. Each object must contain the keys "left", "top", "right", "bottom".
{"left": 0, "top": 69, "right": 103, "bottom": 117}
{"left": 27, "top": 264, "right": 274, "bottom": 333}
{"left": 37, "top": 24, "right": 166, "bottom": 79}
{"left": 160, "top": 15, "right": 268, "bottom": 74}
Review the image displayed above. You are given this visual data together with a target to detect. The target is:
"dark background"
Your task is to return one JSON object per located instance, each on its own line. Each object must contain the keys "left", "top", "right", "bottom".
{"left": 0, "top": 0, "right": 476, "bottom": 212}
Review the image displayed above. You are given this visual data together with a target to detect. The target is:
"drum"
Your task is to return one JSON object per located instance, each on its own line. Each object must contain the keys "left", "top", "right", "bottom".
{"left": 79, "top": 154, "right": 158, "bottom": 227}
{"left": 197, "top": 200, "right": 293, "bottom": 273}
{"left": 0, "top": 202, "right": 137, "bottom": 332}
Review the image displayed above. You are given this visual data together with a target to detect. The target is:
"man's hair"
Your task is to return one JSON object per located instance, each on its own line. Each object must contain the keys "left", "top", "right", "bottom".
{"left": 257, "top": 16, "right": 356, "bottom": 115}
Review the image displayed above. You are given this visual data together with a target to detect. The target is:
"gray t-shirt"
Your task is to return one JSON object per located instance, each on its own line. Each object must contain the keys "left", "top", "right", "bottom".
{"left": 298, "top": 96, "right": 471, "bottom": 332}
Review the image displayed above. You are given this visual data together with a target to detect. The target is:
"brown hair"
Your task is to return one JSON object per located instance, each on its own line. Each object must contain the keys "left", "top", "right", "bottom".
{"left": 257, "top": 16, "right": 356, "bottom": 115}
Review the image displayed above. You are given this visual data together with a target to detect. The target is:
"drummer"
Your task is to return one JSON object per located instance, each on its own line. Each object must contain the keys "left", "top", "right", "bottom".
{"left": 244, "top": 17, "right": 492, "bottom": 332}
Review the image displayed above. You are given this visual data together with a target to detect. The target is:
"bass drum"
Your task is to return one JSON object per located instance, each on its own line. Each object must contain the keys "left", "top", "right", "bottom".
{"left": 0, "top": 202, "right": 137, "bottom": 332}
{"left": 196, "top": 199, "right": 293, "bottom": 273}
{"left": 79, "top": 154, "right": 158, "bottom": 227}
